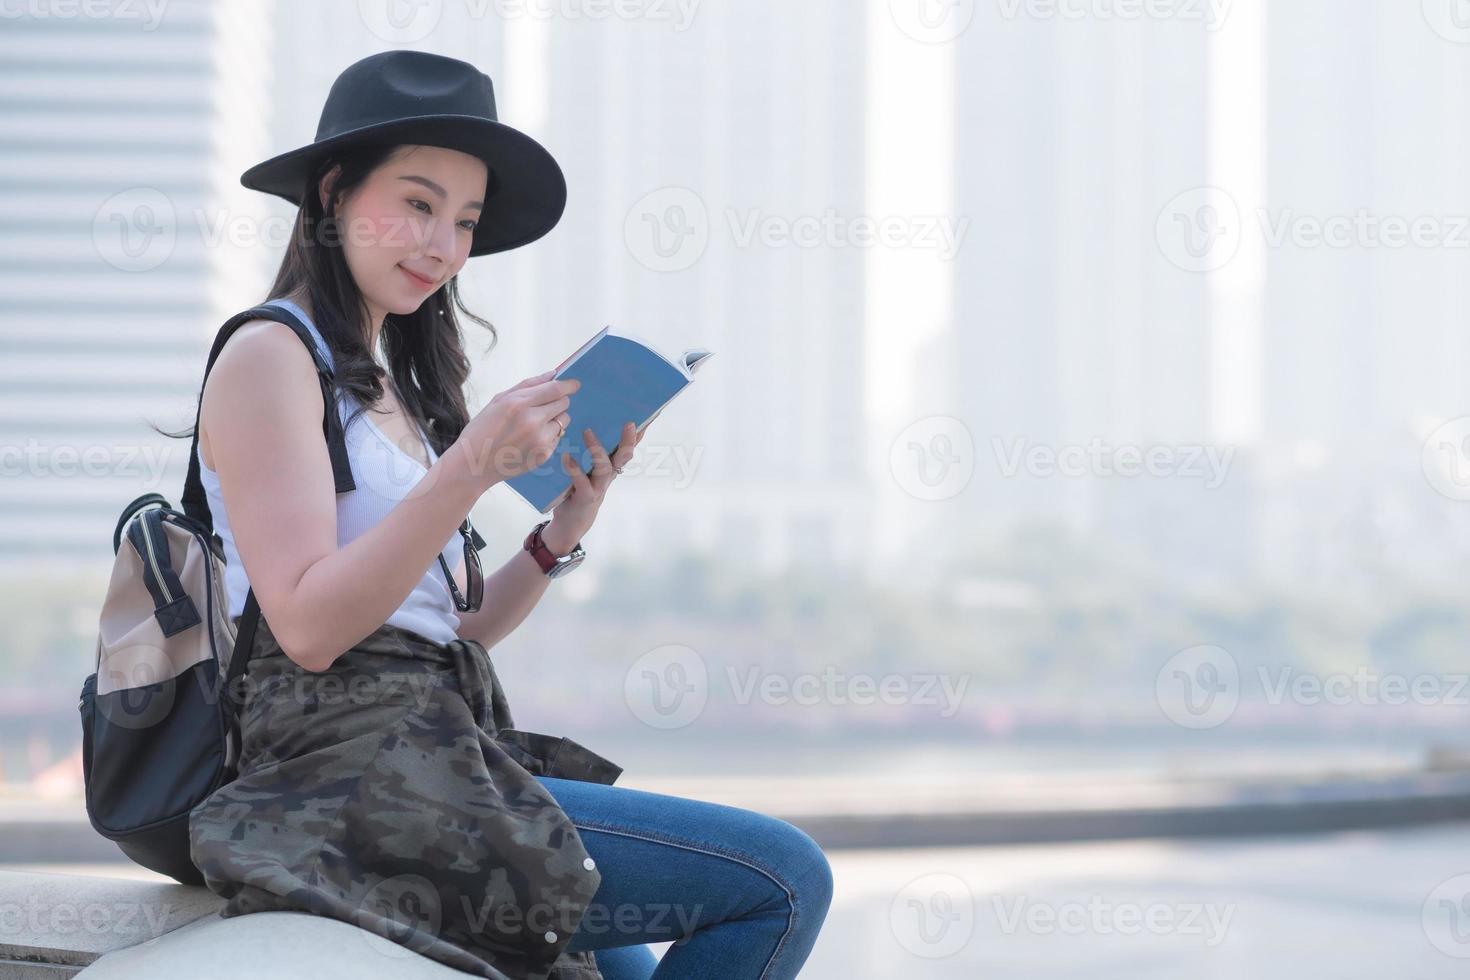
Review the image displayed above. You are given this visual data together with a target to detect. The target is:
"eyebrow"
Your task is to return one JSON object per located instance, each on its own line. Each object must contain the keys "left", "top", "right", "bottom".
{"left": 397, "top": 174, "right": 483, "bottom": 211}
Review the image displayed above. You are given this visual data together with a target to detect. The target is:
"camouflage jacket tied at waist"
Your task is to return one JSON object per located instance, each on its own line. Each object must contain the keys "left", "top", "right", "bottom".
{"left": 188, "top": 616, "right": 624, "bottom": 980}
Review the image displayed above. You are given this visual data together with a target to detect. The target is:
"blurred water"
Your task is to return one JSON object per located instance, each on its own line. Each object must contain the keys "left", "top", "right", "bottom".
{"left": 585, "top": 727, "right": 1445, "bottom": 782}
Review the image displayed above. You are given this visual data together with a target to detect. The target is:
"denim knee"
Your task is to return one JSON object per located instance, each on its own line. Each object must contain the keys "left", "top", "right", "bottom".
{"left": 763, "top": 817, "right": 833, "bottom": 919}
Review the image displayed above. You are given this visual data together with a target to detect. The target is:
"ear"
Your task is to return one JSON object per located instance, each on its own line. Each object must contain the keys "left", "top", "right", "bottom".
{"left": 317, "top": 164, "right": 342, "bottom": 212}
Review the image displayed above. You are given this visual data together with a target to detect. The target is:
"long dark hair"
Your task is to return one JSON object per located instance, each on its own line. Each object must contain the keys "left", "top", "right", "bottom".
{"left": 153, "top": 141, "right": 496, "bottom": 457}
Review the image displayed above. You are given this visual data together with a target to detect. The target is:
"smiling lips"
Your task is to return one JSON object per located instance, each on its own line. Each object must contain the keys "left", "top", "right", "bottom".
{"left": 400, "top": 264, "right": 437, "bottom": 290}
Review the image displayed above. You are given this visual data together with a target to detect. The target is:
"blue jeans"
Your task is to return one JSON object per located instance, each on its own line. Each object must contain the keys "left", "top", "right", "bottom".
{"left": 533, "top": 775, "right": 834, "bottom": 979}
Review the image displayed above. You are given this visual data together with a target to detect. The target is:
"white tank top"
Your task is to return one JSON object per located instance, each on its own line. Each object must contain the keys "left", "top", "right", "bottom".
{"left": 196, "top": 297, "right": 465, "bottom": 645}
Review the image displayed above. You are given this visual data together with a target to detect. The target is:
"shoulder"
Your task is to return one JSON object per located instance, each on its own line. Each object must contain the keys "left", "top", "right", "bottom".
{"left": 202, "top": 319, "right": 325, "bottom": 423}
{"left": 209, "top": 319, "right": 323, "bottom": 394}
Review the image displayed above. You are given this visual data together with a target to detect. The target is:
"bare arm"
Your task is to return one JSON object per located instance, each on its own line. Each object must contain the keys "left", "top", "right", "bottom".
{"left": 451, "top": 524, "right": 579, "bottom": 650}
{"left": 204, "top": 321, "right": 485, "bottom": 671}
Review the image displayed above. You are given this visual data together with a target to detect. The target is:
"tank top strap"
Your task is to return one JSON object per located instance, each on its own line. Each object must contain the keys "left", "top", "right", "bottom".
{"left": 262, "top": 297, "right": 335, "bottom": 375}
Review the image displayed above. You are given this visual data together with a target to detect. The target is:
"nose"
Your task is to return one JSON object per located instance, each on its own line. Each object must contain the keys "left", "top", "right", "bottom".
{"left": 417, "top": 209, "right": 457, "bottom": 271}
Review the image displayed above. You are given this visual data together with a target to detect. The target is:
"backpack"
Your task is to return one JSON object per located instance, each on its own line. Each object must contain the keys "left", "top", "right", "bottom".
{"left": 77, "top": 301, "right": 485, "bottom": 884}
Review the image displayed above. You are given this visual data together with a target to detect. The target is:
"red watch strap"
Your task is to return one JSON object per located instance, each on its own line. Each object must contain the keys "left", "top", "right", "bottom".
{"left": 523, "top": 521, "right": 560, "bottom": 574}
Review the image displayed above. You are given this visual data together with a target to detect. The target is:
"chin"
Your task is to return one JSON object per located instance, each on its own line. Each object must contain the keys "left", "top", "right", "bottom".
{"left": 374, "top": 288, "right": 426, "bottom": 316}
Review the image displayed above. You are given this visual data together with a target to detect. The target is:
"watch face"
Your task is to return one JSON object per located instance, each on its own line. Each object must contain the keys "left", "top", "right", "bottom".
{"left": 547, "top": 547, "right": 585, "bottom": 578}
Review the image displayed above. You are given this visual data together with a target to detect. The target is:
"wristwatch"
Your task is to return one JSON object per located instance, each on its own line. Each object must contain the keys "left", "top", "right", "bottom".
{"left": 523, "top": 519, "right": 586, "bottom": 578}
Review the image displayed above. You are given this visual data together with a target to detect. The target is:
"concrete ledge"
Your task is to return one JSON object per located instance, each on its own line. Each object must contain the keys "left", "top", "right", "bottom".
{"left": 0, "top": 871, "right": 487, "bottom": 979}
{"left": 0, "top": 870, "right": 222, "bottom": 978}
{"left": 74, "top": 908, "right": 484, "bottom": 978}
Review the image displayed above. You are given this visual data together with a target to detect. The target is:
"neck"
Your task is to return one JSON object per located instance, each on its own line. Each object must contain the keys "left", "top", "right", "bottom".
{"left": 363, "top": 298, "right": 387, "bottom": 358}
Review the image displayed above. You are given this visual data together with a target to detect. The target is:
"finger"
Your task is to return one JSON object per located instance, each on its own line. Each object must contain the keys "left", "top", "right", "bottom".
{"left": 519, "top": 376, "right": 581, "bottom": 405}
{"left": 562, "top": 450, "right": 592, "bottom": 495}
{"left": 531, "top": 397, "right": 572, "bottom": 427}
{"left": 509, "top": 369, "right": 556, "bottom": 392}
{"left": 582, "top": 428, "right": 615, "bottom": 490}
{"left": 612, "top": 422, "right": 639, "bottom": 467}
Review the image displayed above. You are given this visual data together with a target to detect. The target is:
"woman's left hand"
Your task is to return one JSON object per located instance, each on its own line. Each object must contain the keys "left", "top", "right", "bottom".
{"left": 543, "top": 421, "right": 645, "bottom": 555}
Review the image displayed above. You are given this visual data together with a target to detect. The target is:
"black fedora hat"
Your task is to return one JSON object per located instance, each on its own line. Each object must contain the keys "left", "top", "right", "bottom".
{"left": 240, "top": 50, "right": 565, "bottom": 257}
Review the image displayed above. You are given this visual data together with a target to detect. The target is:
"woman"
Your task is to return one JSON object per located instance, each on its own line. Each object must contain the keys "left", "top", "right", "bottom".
{"left": 184, "top": 50, "right": 832, "bottom": 980}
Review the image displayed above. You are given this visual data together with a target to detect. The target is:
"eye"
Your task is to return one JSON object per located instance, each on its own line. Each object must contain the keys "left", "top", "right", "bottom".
{"left": 410, "top": 198, "right": 474, "bottom": 231}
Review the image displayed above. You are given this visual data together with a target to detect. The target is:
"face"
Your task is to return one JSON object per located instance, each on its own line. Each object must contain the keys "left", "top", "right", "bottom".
{"left": 318, "top": 144, "right": 488, "bottom": 327}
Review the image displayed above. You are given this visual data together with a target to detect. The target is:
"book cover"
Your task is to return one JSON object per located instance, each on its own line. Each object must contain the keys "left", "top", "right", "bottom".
{"left": 502, "top": 327, "right": 713, "bottom": 513}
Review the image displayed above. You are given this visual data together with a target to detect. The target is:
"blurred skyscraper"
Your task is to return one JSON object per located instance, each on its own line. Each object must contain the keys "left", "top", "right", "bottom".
{"left": 1257, "top": 4, "right": 1470, "bottom": 593}
{"left": 939, "top": 10, "right": 1220, "bottom": 578}
{"left": 0, "top": 0, "right": 273, "bottom": 565}
{"left": 488, "top": 3, "right": 873, "bottom": 574}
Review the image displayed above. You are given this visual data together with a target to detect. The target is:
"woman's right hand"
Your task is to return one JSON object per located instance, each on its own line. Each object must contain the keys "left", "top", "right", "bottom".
{"left": 456, "top": 370, "right": 580, "bottom": 489}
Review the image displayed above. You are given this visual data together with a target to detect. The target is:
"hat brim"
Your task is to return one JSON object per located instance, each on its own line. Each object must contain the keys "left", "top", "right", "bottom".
{"left": 239, "top": 115, "right": 566, "bottom": 257}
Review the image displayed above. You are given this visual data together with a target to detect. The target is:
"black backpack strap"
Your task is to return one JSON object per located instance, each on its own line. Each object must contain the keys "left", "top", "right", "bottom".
{"left": 182, "top": 303, "right": 355, "bottom": 530}
{"left": 221, "top": 588, "right": 263, "bottom": 723}
{"left": 180, "top": 303, "right": 356, "bottom": 696}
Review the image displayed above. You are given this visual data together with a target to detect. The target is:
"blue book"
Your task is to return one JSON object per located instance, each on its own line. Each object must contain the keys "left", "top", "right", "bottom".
{"left": 502, "top": 327, "right": 714, "bottom": 512}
